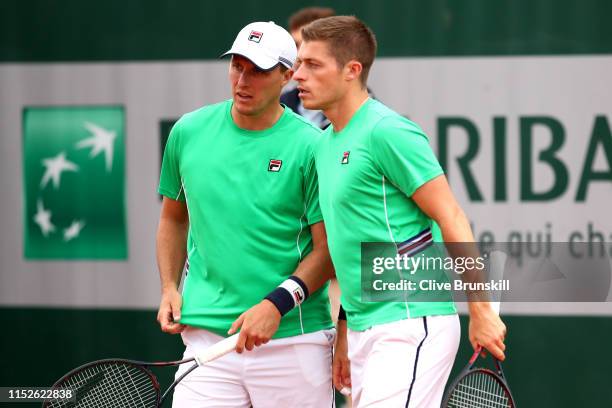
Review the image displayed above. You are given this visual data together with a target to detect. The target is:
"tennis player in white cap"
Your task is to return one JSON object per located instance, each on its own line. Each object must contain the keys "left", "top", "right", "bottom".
{"left": 157, "top": 21, "right": 335, "bottom": 407}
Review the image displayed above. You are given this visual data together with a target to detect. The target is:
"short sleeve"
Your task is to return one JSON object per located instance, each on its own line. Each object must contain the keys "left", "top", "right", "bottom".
{"left": 370, "top": 116, "right": 444, "bottom": 197}
{"left": 303, "top": 142, "right": 323, "bottom": 225}
{"left": 158, "top": 120, "right": 186, "bottom": 201}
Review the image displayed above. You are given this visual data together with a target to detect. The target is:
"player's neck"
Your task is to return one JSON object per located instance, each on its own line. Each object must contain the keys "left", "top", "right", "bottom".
{"left": 324, "top": 88, "right": 369, "bottom": 133}
{"left": 231, "top": 103, "right": 284, "bottom": 131}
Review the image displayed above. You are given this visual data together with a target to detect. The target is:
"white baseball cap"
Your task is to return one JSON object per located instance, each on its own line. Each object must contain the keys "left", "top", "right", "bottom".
{"left": 221, "top": 21, "right": 297, "bottom": 70}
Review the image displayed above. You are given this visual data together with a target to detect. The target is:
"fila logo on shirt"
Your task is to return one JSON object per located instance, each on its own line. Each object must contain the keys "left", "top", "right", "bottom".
{"left": 248, "top": 30, "right": 263, "bottom": 43}
{"left": 341, "top": 151, "right": 350, "bottom": 164}
{"left": 268, "top": 159, "right": 282, "bottom": 172}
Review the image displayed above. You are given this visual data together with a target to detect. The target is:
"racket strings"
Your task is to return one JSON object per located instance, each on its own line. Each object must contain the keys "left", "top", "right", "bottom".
{"left": 45, "top": 362, "right": 158, "bottom": 408}
{"left": 447, "top": 371, "right": 511, "bottom": 408}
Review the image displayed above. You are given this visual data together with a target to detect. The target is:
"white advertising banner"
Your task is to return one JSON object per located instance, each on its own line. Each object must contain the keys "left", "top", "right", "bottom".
{"left": 0, "top": 56, "right": 610, "bottom": 314}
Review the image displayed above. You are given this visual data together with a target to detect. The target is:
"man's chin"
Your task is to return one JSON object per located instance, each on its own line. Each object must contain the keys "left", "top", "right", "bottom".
{"left": 301, "top": 99, "right": 323, "bottom": 111}
{"left": 233, "top": 102, "right": 256, "bottom": 116}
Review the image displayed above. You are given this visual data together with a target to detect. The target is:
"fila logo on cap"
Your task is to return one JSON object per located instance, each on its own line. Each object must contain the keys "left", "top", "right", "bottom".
{"left": 341, "top": 151, "right": 350, "bottom": 164}
{"left": 268, "top": 159, "right": 282, "bottom": 172}
{"left": 222, "top": 22, "right": 297, "bottom": 70}
{"left": 248, "top": 30, "right": 263, "bottom": 43}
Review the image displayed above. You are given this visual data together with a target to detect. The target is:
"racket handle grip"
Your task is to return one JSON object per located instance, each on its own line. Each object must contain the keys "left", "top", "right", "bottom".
{"left": 469, "top": 345, "right": 483, "bottom": 364}
{"left": 195, "top": 333, "right": 239, "bottom": 366}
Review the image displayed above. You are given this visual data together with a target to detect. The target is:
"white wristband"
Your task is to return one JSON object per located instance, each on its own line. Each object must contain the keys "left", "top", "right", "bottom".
{"left": 279, "top": 278, "right": 307, "bottom": 307}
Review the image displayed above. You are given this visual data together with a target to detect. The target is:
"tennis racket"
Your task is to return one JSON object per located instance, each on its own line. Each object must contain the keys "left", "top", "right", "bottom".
{"left": 441, "top": 343, "right": 515, "bottom": 408}
{"left": 443, "top": 251, "right": 515, "bottom": 408}
{"left": 42, "top": 333, "right": 238, "bottom": 407}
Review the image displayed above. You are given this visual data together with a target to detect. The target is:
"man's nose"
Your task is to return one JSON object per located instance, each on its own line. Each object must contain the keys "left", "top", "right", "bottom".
{"left": 236, "top": 71, "right": 250, "bottom": 86}
{"left": 293, "top": 65, "right": 305, "bottom": 81}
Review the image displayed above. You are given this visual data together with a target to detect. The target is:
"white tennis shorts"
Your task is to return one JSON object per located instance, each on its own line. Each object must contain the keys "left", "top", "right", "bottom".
{"left": 348, "top": 314, "right": 460, "bottom": 408}
{"left": 172, "top": 326, "right": 335, "bottom": 407}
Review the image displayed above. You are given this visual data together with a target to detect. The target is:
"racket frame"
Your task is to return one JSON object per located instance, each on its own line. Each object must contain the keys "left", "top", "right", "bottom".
{"left": 442, "top": 346, "right": 516, "bottom": 408}
{"left": 43, "top": 356, "right": 201, "bottom": 407}
{"left": 42, "top": 332, "right": 238, "bottom": 407}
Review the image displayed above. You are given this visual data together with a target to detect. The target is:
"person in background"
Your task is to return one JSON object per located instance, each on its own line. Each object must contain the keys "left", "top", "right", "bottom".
{"left": 281, "top": 7, "right": 336, "bottom": 129}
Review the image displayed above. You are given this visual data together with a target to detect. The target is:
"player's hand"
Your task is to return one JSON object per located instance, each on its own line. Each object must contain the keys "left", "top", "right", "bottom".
{"left": 332, "top": 320, "right": 351, "bottom": 392}
{"left": 157, "top": 288, "right": 186, "bottom": 334}
{"left": 228, "top": 300, "right": 281, "bottom": 353}
{"left": 468, "top": 302, "right": 507, "bottom": 360}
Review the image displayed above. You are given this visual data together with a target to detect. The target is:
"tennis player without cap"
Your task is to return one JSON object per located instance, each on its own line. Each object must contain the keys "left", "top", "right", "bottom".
{"left": 156, "top": 21, "right": 335, "bottom": 407}
{"left": 293, "top": 16, "right": 507, "bottom": 407}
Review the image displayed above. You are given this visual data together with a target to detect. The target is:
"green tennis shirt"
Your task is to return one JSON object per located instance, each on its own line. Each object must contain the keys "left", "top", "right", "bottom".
{"left": 158, "top": 100, "right": 332, "bottom": 338}
{"left": 315, "top": 98, "right": 457, "bottom": 331}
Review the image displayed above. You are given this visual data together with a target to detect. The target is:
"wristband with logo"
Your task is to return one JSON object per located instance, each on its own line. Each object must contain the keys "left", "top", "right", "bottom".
{"left": 264, "top": 276, "right": 309, "bottom": 316}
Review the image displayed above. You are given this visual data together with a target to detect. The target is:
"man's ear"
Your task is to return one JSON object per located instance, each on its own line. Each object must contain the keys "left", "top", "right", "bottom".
{"left": 281, "top": 68, "right": 293, "bottom": 87}
{"left": 344, "top": 60, "right": 363, "bottom": 83}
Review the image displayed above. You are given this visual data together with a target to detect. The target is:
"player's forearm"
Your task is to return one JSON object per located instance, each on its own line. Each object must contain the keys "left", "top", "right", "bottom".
{"left": 336, "top": 317, "right": 347, "bottom": 336}
{"left": 156, "top": 217, "right": 188, "bottom": 292}
{"left": 262, "top": 222, "right": 333, "bottom": 317}
{"left": 437, "top": 205, "right": 491, "bottom": 303}
{"left": 436, "top": 204, "right": 475, "bottom": 243}
{"left": 292, "top": 239, "right": 335, "bottom": 295}
{"left": 467, "top": 300, "right": 496, "bottom": 314}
